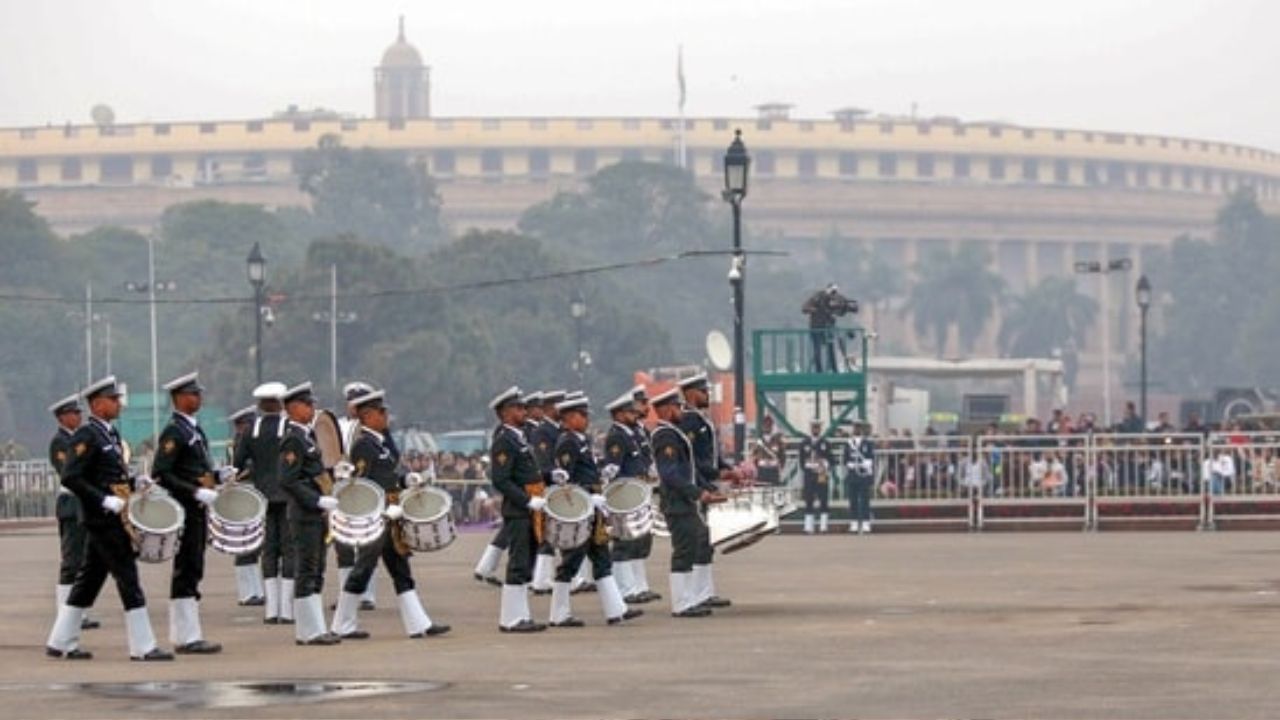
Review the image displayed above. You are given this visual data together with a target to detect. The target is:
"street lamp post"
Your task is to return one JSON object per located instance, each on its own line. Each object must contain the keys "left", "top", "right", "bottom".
{"left": 722, "top": 129, "right": 750, "bottom": 463}
{"left": 570, "top": 288, "right": 587, "bottom": 387}
{"left": 311, "top": 264, "right": 358, "bottom": 392}
{"left": 1135, "top": 275, "right": 1152, "bottom": 426}
{"left": 246, "top": 242, "right": 267, "bottom": 385}
{"left": 125, "top": 235, "right": 176, "bottom": 440}
{"left": 1073, "top": 257, "right": 1131, "bottom": 428}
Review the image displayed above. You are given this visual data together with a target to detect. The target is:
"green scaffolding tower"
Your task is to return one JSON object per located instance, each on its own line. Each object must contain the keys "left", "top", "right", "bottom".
{"left": 751, "top": 326, "right": 869, "bottom": 440}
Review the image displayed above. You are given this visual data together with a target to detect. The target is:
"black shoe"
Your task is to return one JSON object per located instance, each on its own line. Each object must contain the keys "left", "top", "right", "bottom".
{"left": 672, "top": 606, "right": 713, "bottom": 618}
{"left": 530, "top": 587, "right": 551, "bottom": 596}
{"left": 359, "top": 601, "right": 377, "bottom": 611}
{"left": 549, "top": 616, "right": 585, "bottom": 628}
{"left": 570, "top": 582, "right": 596, "bottom": 595}
{"left": 485, "top": 576, "right": 503, "bottom": 587}
{"left": 339, "top": 630, "right": 370, "bottom": 640}
{"left": 607, "top": 608, "right": 644, "bottom": 625}
{"left": 80, "top": 618, "right": 101, "bottom": 630}
{"left": 411, "top": 624, "right": 451, "bottom": 638}
{"left": 46, "top": 646, "right": 93, "bottom": 660}
{"left": 263, "top": 617, "right": 280, "bottom": 625}
{"left": 239, "top": 596, "right": 266, "bottom": 607}
{"left": 642, "top": 590, "right": 663, "bottom": 602}
{"left": 131, "top": 648, "right": 175, "bottom": 661}
{"left": 499, "top": 619, "right": 547, "bottom": 633}
{"left": 296, "top": 633, "right": 342, "bottom": 646}
{"left": 278, "top": 617, "right": 295, "bottom": 625}
{"left": 702, "top": 596, "right": 732, "bottom": 608}
{"left": 174, "top": 640, "right": 222, "bottom": 655}
{"left": 624, "top": 593, "right": 647, "bottom": 604}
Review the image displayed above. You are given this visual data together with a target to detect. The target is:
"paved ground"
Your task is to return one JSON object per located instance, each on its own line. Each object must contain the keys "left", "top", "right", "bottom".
{"left": 1, "top": 525, "right": 1279, "bottom": 719}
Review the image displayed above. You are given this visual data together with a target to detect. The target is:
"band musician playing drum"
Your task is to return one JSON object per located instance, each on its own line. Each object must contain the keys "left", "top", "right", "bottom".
{"left": 488, "top": 387, "right": 547, "bottom": 633}
{"left": 45, "top": 376, "right": 173, "bottom": 661}
{"left": 48, "top": 392, "right": 100, "bottom": 632}
{"left": 677, "top": 373, "right": 736, "bottom": 611}
{"left": 330, "top": 390, "right": 450, "bottom": 640}
{"left": 546, "top": 395, "right": 643, "bottom": 628}
{"left": 651, "top": 387, "right": 723, "bottom": 618}
{"left": 605, "top": 390, "right": 660, "bottom": 604}
{"left": 234, "top": 381, "right": 295, "bottom": 625}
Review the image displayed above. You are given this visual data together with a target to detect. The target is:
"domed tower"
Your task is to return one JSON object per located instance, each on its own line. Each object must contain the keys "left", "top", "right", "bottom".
{"left": 374, "top": 16, "right": 430, "bottom": 120}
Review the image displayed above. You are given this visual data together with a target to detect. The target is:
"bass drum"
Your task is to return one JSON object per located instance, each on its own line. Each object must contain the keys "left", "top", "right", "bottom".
{"left": 128, "top": 490, "right": 185, "bottom": 563}
{"left": 311, "top": 408, "right": 344, "bottom": 495}
{"left": 208, "top": 483, "right": 267, "bottom": 555}
{"left": 399, "top": 485, "right": 456, "bottom": 552}
{"left": 603, "top": 478, "right": 653, "bottom": 541}
{"left": 329, "top": 478, "right": 385, "bottom": 548}
{"left": 543, "top": 485, "right": 593, "bottom": 551}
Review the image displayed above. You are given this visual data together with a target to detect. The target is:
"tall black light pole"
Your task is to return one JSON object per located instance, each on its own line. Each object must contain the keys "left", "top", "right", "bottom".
{"left": 246, "top": 242, "right": 267, "bottom": 385}
{"left": 723, "top": 129, "right": 750, "bottom": 463}
{"left": 570, "top": 287, "right": 587, "bottom": 387}
{"left": 1135, "top": 275, "right": 1151, "bottom": 426}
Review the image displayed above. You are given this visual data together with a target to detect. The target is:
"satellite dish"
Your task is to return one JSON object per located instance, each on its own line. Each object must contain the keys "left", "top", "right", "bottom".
{"left": 705, "top": 330, "right": 733, "bottom": 372}
{"left": 90, "top": 104, "right": 115, "bottom": 128}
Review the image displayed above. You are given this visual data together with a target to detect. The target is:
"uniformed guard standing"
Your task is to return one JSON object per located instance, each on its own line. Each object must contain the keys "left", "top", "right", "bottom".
{"left": 45, "top": 375, "right": 174, "bottom": 661}
{"left": 604, "top": 390, "right": 659, "bottom": 604}
{"left": 650, "top": 388, "right": 715, "bottom": 618}
{"left": 233, "top": 381, "right": 295, "bottom": 624}
{"left": 225, "top": 405, "right": 264, "bottom": 607}
{"left": 842, "top": 421, "right": 877, "bottom": 534}
{"left": 546, "top": 395, "right": 643, "bottom": 627}
{"left": 334, "top": 381, "right": 378, "bottom": 611}
{"left": 278, "top": 382, "right": 341, "bottom": 646}
{"left": 330, "top": 390, "right": 451, "bottom": 640}
{"left": 151, "top": 372, "right": 226, "bottom": 654}
{"left": 798, "top": 420, "right": 834, "bottom": 534}
{"left": 677, "top": 373, "right": 734, "bottom": 611}
{"left": 488, "top": 386, "right": 547, "bottom": 633}
{"left": 48, "top": 393, "right": 100, "bottom": 631}
{"left": 471, "top": 391, "right": 544, "bottom": 586}
{"left": 528, "top": 390, "right": 566, "bottom": 594}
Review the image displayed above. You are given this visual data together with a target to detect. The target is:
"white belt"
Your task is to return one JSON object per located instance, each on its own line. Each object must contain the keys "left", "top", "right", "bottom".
{"left": 58, "top": 487, "right": 72, "bottom": 495}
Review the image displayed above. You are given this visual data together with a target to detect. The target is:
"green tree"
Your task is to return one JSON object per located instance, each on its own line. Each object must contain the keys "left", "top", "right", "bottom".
{"left": 998, "top": 277, "right": 1097, "bottom": 388}
{"left": 903, "top": 243, "right": 1004, "bottom": 357}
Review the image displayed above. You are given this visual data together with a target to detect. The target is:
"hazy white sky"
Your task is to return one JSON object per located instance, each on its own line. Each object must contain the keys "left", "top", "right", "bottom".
{"left": 0, "top": 0, "right": 1275, "bottom": 148}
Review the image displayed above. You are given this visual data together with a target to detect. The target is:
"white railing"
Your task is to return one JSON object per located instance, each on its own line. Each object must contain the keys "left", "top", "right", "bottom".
{"left": 0, "top": 460, "right": 60, "bottom": 519}
{"left": 1203, "top": 432, "right": 1280, "bottom": 528}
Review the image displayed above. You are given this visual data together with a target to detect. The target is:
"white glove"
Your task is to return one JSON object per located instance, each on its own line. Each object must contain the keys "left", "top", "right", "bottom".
{"left": 550, "top": 468, "right": 569, "bottom": 485}
{"left": 527, "top": 496, "right": 547, "bottom": 512}
{"left": 332, "top": 460, "right": 355, "bottom": 480}
{"left": 216, "top": 466, "right": 238, "bottom": 484}
{"left": 860, "top": 461, "right": 873, "bottom": 475}
{"left": 101, "top": 495, "right": 125, "bottom": 514}
{"left": 405, "top": 472, "right": 425, "bottom": 488}
{"left": 590, "top": 493, "right": 609, "bottom": 512}
{"left": 317, "top": 496, "right": 339, "bottom": 512}
{"left": 195, "top": 488, "right": 218, "bottom": 506}
{"left": 384, "top": 504, "right": 404, "bottom": 521}
{"left": 132, "top": 474, "right": 153, "bottom": 493}
{"left": 601, "top": 464, "right": 620, "bottom": 482}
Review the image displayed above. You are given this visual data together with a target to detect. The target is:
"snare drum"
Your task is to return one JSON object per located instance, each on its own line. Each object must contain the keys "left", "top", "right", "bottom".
{"left": 128, "top": 490, "right": 185, "bottom": 563}
{"left": 399, "top": 485, "right": 456, "bottom": 552}
{"left": 329, "top": 478, "right": 386, "bottom": 548}
{"left": 603, "top": 478, "right": 653, "bottom": 541}
{"left": 543, "top": 485, "right": 592, "bottom": 551}
{"left": 208, "top": 483, "right": 267, "bottom": 556}
{"left": 707, "top": 488, "right": 772, "bottom": 552}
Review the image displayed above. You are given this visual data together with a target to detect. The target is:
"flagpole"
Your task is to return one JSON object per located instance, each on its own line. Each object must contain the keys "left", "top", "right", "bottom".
{"left": 677, "top": 44, "right": 687, "bottom": 169}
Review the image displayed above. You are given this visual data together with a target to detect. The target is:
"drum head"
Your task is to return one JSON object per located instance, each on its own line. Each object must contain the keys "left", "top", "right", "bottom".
{"left": 546, "top": 486, "right": 590, "bottom": 521}
{"left": 130, "top": 495, "right": 184, "bottom": 533}
{"left": 403, "top": 487, "right": 451, "bottom": 522}
{"left": 604, "top": 480, "right": 649, "bottom": 513}
{"left": 336, "top": 481, "right": 382, "bottom": 515}
{"left": 213, "top": 486, "right": 264, "bottom": 523}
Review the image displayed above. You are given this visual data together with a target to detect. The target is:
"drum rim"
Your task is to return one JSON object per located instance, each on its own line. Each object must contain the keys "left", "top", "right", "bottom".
{"left": 545, "top": 485, "right": 592, "bottom": 522}
{"left": 400, "top": 485, "right": 453, "bottom": 523}
{"left": 603, "top": 478, "right": 651, "bottom": 513}
{"left": 211, "top": 484, "right": 268, "bottom": 524}
{"left": 127, "top": 493, "right": 186, "bottom": 534}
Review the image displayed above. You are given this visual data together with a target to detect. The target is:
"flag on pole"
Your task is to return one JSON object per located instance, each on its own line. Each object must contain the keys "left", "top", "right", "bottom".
{"left": 677, "top": 45, "right": 686, "bottom": 111}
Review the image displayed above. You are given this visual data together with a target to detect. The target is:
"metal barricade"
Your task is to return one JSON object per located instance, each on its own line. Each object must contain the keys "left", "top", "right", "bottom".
{"left": 1090, "top": 433, "right": 1207, "bottom": 530}
{"left": 977, "top": 434, "right": 1090, "bottom": 530}
{"left": 862, "top": 436, "right": 976, "bottom": 530}
{"left": 1204, "top": 432, "right": 1280, "bottom": 529}
{"left": 0, "top": 460, "right": 60, "bottom": 519}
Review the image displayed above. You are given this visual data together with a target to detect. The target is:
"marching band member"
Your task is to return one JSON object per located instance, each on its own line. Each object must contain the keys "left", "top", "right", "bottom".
{"left": 547, "top": 395, "right": 643, "bottom": 628}
{"left": 233, "top": 381, "right": 294, "bottom": 624}
{"left": 604, "top": 390, "right": 658, "bottom": 604}
{"left": 225, "top": 405, "right": 264, "bottom": 607}
{"left": 843, "top": 421, "right": 877, "bottom": 534}
{"left": 528, "top": 390, "right": 566, "bottom": 595}
{"left": 471, "top": 391, "right": 544, "bottom": 586}
{"left": 151, "top": 372, "right": 225, "bottom": 654}
{"left": 488, "top": 386, "right": 547, "bottom": 633}
{"left": 48, "top": 393, "right": 100, "bottom": 631}
{"left": 279, "top": 382, "right": 341, "bottom": 646}
{"left": 335, "top": 381, "right": 378, "bottom": 611}
{"left": 798, "top": 420, "right": 834, "bottom": 534}
{"left": 625, "top": 385, "right": 661, "bottom": 602}
{"left": 651, "top": 388, "right": 714, "bottom": 618}
{"left": 330, "top": 390, "right": 451, "bottom": 640}
{"left": 677, "top": 373, "right": 734, "bottom": 611}
{"left": 45, "top": 376, "right": 174, "bottom": 661}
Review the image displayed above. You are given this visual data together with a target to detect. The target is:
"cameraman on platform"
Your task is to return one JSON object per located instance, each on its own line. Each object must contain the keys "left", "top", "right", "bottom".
{"left": 802, "top": 283, "right": 857, "bottom": 372}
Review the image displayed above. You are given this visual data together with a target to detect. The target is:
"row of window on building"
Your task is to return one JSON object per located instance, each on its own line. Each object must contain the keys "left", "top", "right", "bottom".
{"left": 8, "top": 149, "right": 1278, "bottom": 198}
